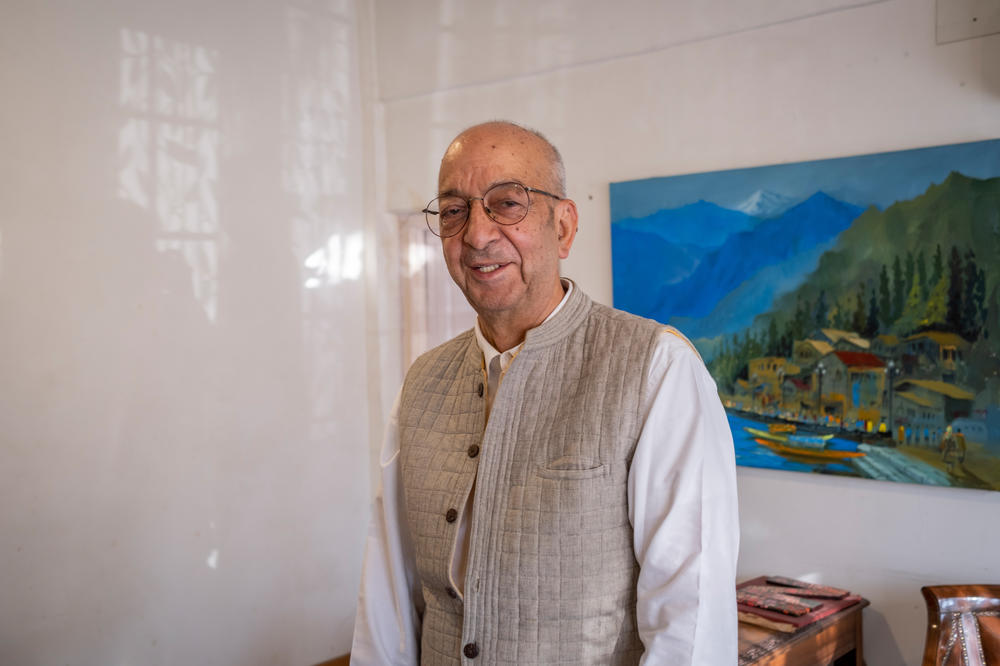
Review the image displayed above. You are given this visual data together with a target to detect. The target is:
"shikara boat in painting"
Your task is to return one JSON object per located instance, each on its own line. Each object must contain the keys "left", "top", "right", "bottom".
{"left": 744, "top": 426, "right": 865, "bottom": 463}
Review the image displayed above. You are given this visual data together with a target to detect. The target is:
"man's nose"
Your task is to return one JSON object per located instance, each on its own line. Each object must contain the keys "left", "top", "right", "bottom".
{"left": 462, "top": 199, "right": 500, "bottom": 248}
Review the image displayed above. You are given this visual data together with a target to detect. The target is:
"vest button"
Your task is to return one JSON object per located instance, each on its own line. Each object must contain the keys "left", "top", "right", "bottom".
{"left": 477, "top": 382, "right": 484, "bottom": 397}
{"left": 446, "top": 586, "right": 458, "bottom": 599}
{"left": 445, "top": 508, "right": 458, "bottom": 523}
{"left": 463, "top": 642, "right": 479, "bottom": 659}
{"left": 467, "top": 445, "right": 480, "bottom": 458}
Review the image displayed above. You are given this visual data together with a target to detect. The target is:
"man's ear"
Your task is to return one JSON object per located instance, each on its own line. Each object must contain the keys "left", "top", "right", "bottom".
{"left": 555, "top": 199, "right": 578, "bottom": 259}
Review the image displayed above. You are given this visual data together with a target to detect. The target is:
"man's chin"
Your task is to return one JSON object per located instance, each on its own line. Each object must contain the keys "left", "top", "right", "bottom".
{"left": 464, "top": 294, "right": 514, "bottom": 315}
{"left": 461, "top": 283, "right": 518, "bottom": 315}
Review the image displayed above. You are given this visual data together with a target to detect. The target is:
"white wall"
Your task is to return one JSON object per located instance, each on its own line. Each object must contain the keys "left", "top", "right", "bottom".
{"left": 373, "top": 1, "right": 1000, "bottom": 664}
{"left": 0, "top": 0, "right": 375, "bottom": 663}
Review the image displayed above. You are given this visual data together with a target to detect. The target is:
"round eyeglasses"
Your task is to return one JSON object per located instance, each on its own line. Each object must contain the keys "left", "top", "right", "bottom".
{"left": 422, "top": 181, "right": 563, "bottom": 238}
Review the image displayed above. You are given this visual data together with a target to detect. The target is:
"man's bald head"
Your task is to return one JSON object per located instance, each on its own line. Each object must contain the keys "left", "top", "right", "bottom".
{"left": 440, "top": 121, "right": 566, "bottom": 197}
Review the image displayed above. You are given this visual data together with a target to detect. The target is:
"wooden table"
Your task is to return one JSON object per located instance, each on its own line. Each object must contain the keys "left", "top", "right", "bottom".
{"left": 738, "top": 598, "right": 869, "bottom": 665}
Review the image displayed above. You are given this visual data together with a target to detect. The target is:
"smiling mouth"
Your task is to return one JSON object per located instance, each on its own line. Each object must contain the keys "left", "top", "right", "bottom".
{"left": 473, "top": 264, "right": 502, "bottom": 273}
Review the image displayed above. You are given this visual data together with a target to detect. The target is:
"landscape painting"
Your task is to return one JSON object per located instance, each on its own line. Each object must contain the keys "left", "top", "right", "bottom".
{"left": 611, "top": 139, "right": 1000, "bottom": 491}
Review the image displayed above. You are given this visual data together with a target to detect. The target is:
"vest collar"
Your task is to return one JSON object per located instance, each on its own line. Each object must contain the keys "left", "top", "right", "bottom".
{"left": 521, "top": 278, "right": 592, "bottom": 351}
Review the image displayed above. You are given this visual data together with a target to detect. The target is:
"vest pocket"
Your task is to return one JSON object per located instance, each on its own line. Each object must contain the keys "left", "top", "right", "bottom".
{"left": 535, "top": 456, "right": 607, "bottom": 480}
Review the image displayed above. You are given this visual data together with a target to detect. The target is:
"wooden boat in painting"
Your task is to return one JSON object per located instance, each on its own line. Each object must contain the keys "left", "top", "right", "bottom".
{"left": 750, "top": 437, "right": 866, "bottom": 462}
{"left": 744, "top": 426, "right": 865, "bottom": 463}
{"left": 744, "top": 426, "right": 834, "bottom": 446}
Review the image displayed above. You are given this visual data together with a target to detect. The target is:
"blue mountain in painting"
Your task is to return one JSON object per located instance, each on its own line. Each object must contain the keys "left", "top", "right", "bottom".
{"left": 613, "top": 199, "right": 757, "bottom": 247}
{"left": 670, "top": 234, "right": 842, "bottom": 342}
{"left": 610, "top": 230, "right": 704, "bottom": 312}
{"left": 615, "top": 192, "right": 863, "bottom": 335}
{"left": 612, "top": 200, "right": 758, "bottom": 314}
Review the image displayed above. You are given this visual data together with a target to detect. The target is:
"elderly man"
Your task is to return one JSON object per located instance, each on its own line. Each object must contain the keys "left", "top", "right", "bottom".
{"left": 352, "top": 121, "right": 739, "bottom": 665}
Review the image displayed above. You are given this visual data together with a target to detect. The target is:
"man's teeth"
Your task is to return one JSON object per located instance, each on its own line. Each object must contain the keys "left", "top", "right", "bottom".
{"left": 476, "top": 264, "right": 500, "bottom": 273}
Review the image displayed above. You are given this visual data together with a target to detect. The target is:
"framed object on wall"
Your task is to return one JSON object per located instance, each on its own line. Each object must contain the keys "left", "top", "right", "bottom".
{"left": 611, "top": 139, "right": 1000, "bottom": 490}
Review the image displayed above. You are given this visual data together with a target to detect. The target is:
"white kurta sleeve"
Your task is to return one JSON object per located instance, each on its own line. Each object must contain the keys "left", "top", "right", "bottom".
{"left": 350, "top": 391, "right": 423, "bottom": 665}
{"left": 628, "top": 328, "right": 740, "bottom": 665}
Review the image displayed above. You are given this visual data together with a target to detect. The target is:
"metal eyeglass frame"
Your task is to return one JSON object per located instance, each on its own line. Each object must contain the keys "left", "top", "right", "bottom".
{"left": 422, "top": 181, "right": 563, "bottom": 237}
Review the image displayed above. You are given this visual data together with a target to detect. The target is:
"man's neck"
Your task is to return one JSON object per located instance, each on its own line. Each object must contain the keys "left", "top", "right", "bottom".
{"left": 476, "top": 318, "right": 529, "bottom": 354}
{"left": 476, "top": 281, "right": 569, "bottom": 352}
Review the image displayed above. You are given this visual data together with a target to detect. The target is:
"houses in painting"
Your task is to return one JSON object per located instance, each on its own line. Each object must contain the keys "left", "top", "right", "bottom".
{"left": 724, "top": 326, "right": 981, "bottom": 446}
{"left": 900, "top": 331, "right": 969, "bottom": 383}
{"left": 745, "top": 357, "right": 799, "bottom": 412}
{"left": 893, "top": 379, "right": 975, "bottom": 445}
{"left": 812, "top": 350, "right": 886, "bottom": 429}
{"left": 792, "top": 339, "right": 831, "bottom": 366}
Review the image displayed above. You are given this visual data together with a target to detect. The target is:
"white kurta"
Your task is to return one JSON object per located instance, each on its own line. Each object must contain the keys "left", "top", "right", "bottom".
{"left": 351, "top": 288, "right": 740, "bottom": 665}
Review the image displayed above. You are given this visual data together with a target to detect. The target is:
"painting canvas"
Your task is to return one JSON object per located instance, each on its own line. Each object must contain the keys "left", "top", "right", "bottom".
{"left": 611, "top": 139, "right": 1000, "bottom": 491}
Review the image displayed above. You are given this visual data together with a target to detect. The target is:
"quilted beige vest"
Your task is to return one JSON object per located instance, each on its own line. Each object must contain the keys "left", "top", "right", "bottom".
{"left": 399, "top": 286, "right": 662, "bottom": 665}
